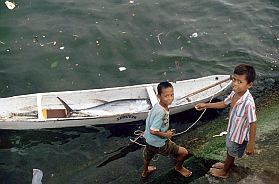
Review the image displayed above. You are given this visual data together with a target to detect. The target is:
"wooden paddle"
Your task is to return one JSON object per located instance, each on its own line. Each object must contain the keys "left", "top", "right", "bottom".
{"left": 177, "top": 76, "right": 231, "bottom": 103}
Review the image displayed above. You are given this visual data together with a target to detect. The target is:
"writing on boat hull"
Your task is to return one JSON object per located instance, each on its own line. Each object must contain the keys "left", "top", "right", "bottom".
{"left": 117, "top": 115, "right": 137, "bottom": 121}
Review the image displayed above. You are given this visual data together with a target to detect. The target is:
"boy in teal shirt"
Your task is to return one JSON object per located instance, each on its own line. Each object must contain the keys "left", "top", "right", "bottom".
{"left": 142, "top": 81, "right": 192, "bottom": 178}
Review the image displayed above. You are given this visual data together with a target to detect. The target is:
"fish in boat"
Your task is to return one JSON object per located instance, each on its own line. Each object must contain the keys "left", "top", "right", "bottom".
{"left": 57, "top": 97, "right": 152, "bottom": 118}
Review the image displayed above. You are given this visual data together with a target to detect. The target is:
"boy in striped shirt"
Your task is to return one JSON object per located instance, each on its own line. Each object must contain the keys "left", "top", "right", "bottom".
{"left": 195, "top": 64, "right": 256, "bottom": 178}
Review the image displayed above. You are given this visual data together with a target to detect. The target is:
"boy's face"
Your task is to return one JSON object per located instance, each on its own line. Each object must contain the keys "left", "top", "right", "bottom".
{"left": 158, "top": 87, "right": 174, "bottom": 106}
{"left": 231, "top": 74, "right": 252, "bottom": 94}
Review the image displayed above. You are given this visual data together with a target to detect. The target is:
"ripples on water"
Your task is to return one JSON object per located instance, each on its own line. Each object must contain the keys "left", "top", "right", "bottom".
{"left": 0, "top": 0, "right": 278, "bottom": 97}
{"left": 0, "top": 0, "right": 279, "bottom": 183}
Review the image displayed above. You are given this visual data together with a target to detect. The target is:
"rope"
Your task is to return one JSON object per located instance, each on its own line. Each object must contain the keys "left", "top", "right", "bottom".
{"left": 129, "top": 130, "right": 146, "bottom": 147}
{"left": 130, "top": 94, "right": 215, "bottom": 146}
{"left": 130, "top": 94, "right": 215, "bottom": 162}
{"left": 173, "top": 94, "right": 215, "bottom": 137}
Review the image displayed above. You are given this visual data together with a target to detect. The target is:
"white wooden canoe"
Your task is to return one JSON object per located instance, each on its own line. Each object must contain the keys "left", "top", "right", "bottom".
{"left": 0, "top": 75, "right": 231, "bottom": 130}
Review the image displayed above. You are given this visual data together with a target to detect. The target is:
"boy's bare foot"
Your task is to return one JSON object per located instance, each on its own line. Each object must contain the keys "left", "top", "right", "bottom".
{"left": 212, "top": 162, "right": 236, "bottom": 169}
{"left": 175, "top": 166, "right": 192, "bottom": 177}
{"left": 210, "top": 168, "right": 229, "bottom": 179}
{"left": 141, "top": 165, "right": 156, "bottom": 178}
{"left": 212, "top": 162, "right": 224, "bottom": 169}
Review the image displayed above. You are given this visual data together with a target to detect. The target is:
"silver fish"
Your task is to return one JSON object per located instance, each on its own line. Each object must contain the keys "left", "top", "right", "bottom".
{"left": 57, "top": 97, "right": 151, "bottom": 117}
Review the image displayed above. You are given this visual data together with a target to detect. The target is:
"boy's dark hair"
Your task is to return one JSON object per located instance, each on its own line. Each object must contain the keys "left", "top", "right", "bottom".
{"left": 234, "top": 64, "right": 256, "bottom": 83}
{"left": 157, "top": 81, "right": 173, "bottom": 95}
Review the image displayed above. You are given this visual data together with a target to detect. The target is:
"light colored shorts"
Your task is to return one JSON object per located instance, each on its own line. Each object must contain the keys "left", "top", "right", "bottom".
{"left": 226, "top": 134, "right": 247, "bottom": 158}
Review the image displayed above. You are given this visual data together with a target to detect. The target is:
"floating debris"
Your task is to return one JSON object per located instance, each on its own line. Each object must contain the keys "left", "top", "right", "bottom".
{"left": 129, "top": 0, "right": 134, "bottom": 4}
{"left": 33, "top": 36, "right": 38, "bottom": 43}
{"left": 96, "top": 40, "right": 100, "bottom": 46}
{"left": 65, "top": 56, "right": 70, "bottom": 60}
{"left": 157, "top": 32, "right": 163, "bottom": 45}
{"left": 32, "top": 169, "right": 43, "bottom": 184}
{"left": 0, "top": 41, "right": 5, "bottom": 45}
{"left": 5, "top": 1, "right": 16, "bottom": 10}
{"left": 73, "top": 34, "right": 79, "bottom": 40}
{"left": 190, "top": 32, "right": 198, "bottom": 38}
{"left": 46, "top": 41, "right": 56, "bottom": 46}
{"left": 59, "top": 46, "right": 64, "bottom": 50}
{"left": 118, "top": 67, "right": 126, "bottom": 71}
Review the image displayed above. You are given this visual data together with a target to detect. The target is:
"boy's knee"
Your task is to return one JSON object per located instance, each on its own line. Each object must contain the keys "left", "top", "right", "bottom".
{"left": 178, "top": 147, "right": 188, "bottom": 157}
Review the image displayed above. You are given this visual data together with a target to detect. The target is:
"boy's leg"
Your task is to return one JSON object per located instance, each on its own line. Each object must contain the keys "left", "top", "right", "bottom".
{"left": 142, "top": 158, "right": 156, "bottom": 178}
{"left": 211, "top": 135, "right": 247, "bottom": 177}
{"left": 142, "top": 147, "right": 156, "bottom": 178}
{"left": 210, "top": 152, "right": 234, "bottom": 178}
{"left": 174, "top": 146, "right": 192, "bottom": 177}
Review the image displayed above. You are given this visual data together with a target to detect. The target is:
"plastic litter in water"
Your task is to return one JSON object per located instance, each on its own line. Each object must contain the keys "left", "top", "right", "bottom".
{"left": 190, "top": 32, "right": 198, "bottom": 38}
{"left": 5, "top": 1, "right": 16, "bottom": 10}
{"left": 118, "top": 67, "right": 126, "bottom": 71}
{"left": 32, "top": 169, "right": 43, "bottom": 184}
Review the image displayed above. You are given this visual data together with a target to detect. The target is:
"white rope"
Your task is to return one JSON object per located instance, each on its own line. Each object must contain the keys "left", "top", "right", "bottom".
{"left": 176, "top": 94, "right": 215, "bottom": 136}
{"left": 130, "top": 94, "right": 215, "bottom": 146}
{"left": 173, "top": 94, "right": 214, "bottom": 137}
{"left": 129, "top": 130, "right": 146, "bottom": 147}
{"left": 131, "top": 95, "right": 215, "bottom": 162}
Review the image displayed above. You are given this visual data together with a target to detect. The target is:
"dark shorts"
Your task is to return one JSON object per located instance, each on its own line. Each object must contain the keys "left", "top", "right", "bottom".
{"left": 144, "top": 139, "right": 179, "bottom": 161}
{"left": 226, "top": 134, "right": 248, "bottom": 158}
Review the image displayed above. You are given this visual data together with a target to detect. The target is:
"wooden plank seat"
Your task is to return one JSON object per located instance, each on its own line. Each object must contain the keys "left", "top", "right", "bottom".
{"left": 146, "top": 86, "right": 158, "bottom": 107}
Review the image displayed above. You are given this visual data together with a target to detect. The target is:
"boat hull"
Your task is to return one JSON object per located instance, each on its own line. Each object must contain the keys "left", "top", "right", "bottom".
{"left": 0, "top": 75, "right": 231, "bottom": 129}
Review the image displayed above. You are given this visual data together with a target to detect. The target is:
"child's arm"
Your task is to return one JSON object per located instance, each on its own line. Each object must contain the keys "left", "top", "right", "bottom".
{"left": 195, "top": 101, "right": 227, "bottom": 111}
{"left": 246, "top": 122, "right": 256, "bottom": 155}
{"left": 150, "top": 129, "right": 173, "bottom": 139}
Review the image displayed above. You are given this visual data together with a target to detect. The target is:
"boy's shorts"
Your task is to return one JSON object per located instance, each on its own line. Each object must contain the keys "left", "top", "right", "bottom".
{"left": 144, "top": 139, "right": 179, "bottom": 161}
{"left": 226, "top": 134, "right": 248, "bottom": 158}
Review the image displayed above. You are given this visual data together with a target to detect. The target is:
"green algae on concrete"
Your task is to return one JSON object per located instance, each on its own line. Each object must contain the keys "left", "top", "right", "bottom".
{"left": 147, "top": 156, "right": 217, "bottom": 184}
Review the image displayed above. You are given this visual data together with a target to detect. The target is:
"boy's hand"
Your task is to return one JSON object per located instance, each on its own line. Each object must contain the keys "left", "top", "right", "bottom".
{"left": 166, "top": 130, "right": 174, "bottom": 139}
{"left": 195, "top": 103, "right": 207, "bottom": 111}
{"left": 246, "top": 143, "right": 255, "bottom": 155}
